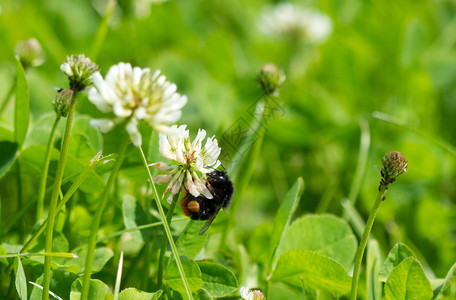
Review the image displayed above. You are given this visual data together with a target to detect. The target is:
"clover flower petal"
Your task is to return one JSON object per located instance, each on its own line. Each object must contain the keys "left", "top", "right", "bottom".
{"left": 240, "top": 287, "right": 265, "bottom": 300}
{"left": 88, "top": 62, "right": 188, "bottom": 147}
{"left": 151, "top": 125, "right": 221, "bottom": 202}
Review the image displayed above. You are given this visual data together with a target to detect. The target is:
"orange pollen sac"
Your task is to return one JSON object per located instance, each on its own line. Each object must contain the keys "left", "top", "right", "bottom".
{"left": 188, "top": 200, "right": 200, "bottom": 213}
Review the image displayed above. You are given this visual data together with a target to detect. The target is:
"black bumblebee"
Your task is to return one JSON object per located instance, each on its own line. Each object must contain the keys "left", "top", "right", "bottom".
{"left": 180, "top": 169, "right": 234, "bottom": 235}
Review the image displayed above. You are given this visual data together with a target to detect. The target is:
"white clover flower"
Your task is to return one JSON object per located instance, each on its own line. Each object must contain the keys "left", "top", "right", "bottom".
{"left": 15, "top": 38, "right": 45, "bottom": 68}
{"left": 150, "top": 125, "right": 221, "bottom": 203}
{"left": 60, "top": 54, "right": 98, "bottom": 91}
{"left": 259, "top": 2, "right": 332, "bottom": 44}
{"left": 88, "top": 62, "right": 188, "bottom": 147}
{"left": 240, "top": 286, "right": 265, "bottom": 300}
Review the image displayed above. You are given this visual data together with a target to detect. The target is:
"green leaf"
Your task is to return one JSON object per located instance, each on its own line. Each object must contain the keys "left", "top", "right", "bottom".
{"left": 118, "top": 288, "right": 163, "bottom": 300}
{"left": 194, "top": 288, "right": 213, "bottom": 300}
{"left": 366, "top": 239, "right": 382, "bottom": 300}
{"left": 269, "top": 177, "right": 304, "bottom": 264}
{"left": 29, "top": 270, "right": 78, "bottom": 300}
{"left": 59, "top": 247, "right": 113, "bottom": 275}
{"left": 272, "top": 250, "right": 351, "bottom": 297}
{"left": 166, "top": 256, "right": 202, "bottom": 294}
{"left": 70, "top": 278, "right": 113, "bottom": 300}
{"left": 0, "top": 140, "right": 18, "bottom": 179}
{"left": 0, "top": 245, "right": 8, "bottom": 265}
{"left": 69, "top": 116, "right": 103, "bottom": 162}
{"left": 14, "top": 57, "right": 30, "bottom": 148}
{"left": 122, "top": 195, "right": 145, "bottom": 243}
{"left": 384, "top": 257, "right": 433, "bottom": 300}
{"left": 24, "top": 112, "right": 62, "bottom": 147}
{"left": 15, "top": 257, "right": 27, "bottom": 300}
{"left": 276, "top": 215, "right": 357, "bottom": 270}
{"left": 432, "top": 262, "right": 456, "bottom": 299}
{"left": 379, "top": 243, "right": 416, "bottom": 282}
{"left": 177, "top": 220, "right": 209, "bottom": 259}
{"left": 249, "top": 222, "right": 273, "bottom": 265}
{"left": 196, "top": 261, "right": 238, "bottom": 297}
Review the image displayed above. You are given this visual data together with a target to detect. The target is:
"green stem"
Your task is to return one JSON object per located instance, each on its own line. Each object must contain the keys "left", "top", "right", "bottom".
{"left": 42, "top": 93, "right": 78, "bottom": 300}
{"left": 81, "top": 136, "right": 130, "bottom": 300}
{"left": 21, "top": 156, "right": 103, "bottom": 254}
{"left": 37, "top": 116, "right": 61, "bottom": 221}
{"left": 16, "top": 162, "right": 24, "bottom": 241}
{"left": 350, "top": 185, "right": 387, "bottom": 300}
{"left": 138, "top": 146, "right": 193, "bottom": 300}
{"left": 157, "top": 194, "right": 179, "bottom": 289}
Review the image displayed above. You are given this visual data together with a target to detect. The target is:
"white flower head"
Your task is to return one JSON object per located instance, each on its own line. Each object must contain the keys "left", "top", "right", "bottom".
{"left": 15, "top": 38, "right": 45, "bottom": 68}
{"left": 60, "top": 54, "right": 98, "bottom": 91}
{"left": 240, "top": 287, "right": 265, "bottom": 300}
{"left": 150, "top": 125, "right": 221, "bottom": 203}
{"left": 88, "top": 62, "right": 188, "bottom": 147}
{"left": 259, "top": 2, "right": 332, "bottom": 44}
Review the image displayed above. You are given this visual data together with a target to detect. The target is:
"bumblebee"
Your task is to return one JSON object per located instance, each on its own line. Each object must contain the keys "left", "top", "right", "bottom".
{"left": 181, "top": 169, "right": 234, "bottom": 235}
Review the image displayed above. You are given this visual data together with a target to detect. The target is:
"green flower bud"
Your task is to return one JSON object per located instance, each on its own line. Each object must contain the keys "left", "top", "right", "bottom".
{"left": 256, "top": 63, "right": 286, "bottom": 96}
{"left": 14, "top": 38, "right": 46, "bottom": 69}
{"left": 60, "top": 54, "right": 98, "bottom": 92}
{"left": 52, "top": 89, "right": 74, "bottom": 117}
{"left": 379, "top": 151, "right": 407, "bottom": 192}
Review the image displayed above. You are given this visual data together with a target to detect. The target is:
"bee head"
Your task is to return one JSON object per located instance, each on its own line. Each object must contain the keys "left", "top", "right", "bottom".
{"left": 207, "top": 170, "right": 228, "bottom": 187}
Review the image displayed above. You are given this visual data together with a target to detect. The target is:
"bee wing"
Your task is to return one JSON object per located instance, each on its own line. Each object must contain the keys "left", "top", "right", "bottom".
{"left": 198, "top": 206, "right": 222, "bottom": 235}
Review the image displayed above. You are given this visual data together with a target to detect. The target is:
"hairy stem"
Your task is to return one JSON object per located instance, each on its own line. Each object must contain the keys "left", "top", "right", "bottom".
{"left": 81, "top": 137, "right": 129, "bottom": 300}
{"left": 42, "top": 93, "right": 77, "bottom": 300}
{"left": 157, "top": 194, "right": 179, "bottom": 289}
{"left": 138, "top": 147, "right": 193, "bottom": 300}
{"left": 350, "top": 185, "right": 387, "bottom": 300}
{"left": 36, "top": 116, "right": 61, "bottom": 221}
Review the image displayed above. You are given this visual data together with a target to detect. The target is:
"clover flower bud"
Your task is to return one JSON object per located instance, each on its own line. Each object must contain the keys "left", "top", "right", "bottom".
{"left": 14, "top": 38, "right": 46, "bottom": 69}
{"left": 379, "top": 151, "right": 407, "bottom": 193}
{"left": 256, "top": 63, "right": 286, "bottom": 96}
{"left": 52, "top": 89, "right": 74, "bottom": 117}
{"left": 60, "top": 54, "right": 98, "bottom": 91}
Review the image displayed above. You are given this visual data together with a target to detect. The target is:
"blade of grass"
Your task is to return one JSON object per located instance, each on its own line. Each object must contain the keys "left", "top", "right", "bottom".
{"left": 90, "top": 0, "right": 117, "bottom": 60}
{"left": 265, "top": 178, "right": 304, "bottom": 298}
{"left": 340, "top": 198, "right": 366, "bottom": 238}
{"left": 373, "top": 111, "right": 456, "bottom": 156}
{"left": 0, "top": 80, "right": 16, "bottom": 115}
{"left": 1, "top": 252, "right": 78, "bottom": 259}
{"left": 113, "top": 252, "right": 124, "bottom": 300}
{"left": 138, "top": 146, "right": 193, "bottom": 300}
{"left": 348, "top": 119, "right": 370, "bottom": 206}
{"left": 14, "top": 57, "right": 29, "bottom": 148}
{"left": 29, "top": 282, "right": 63, "bottom": 300}
{"left": 366, "top": 239, "right": 382, "bottom": 300}
{"left": 15, "top": 256, "right": 27, "bottom": 300}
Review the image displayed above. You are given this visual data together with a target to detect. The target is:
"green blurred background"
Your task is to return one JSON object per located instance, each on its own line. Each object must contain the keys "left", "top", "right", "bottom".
{"left": 1, "top": 0, "right": 456, "bottom": 289}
